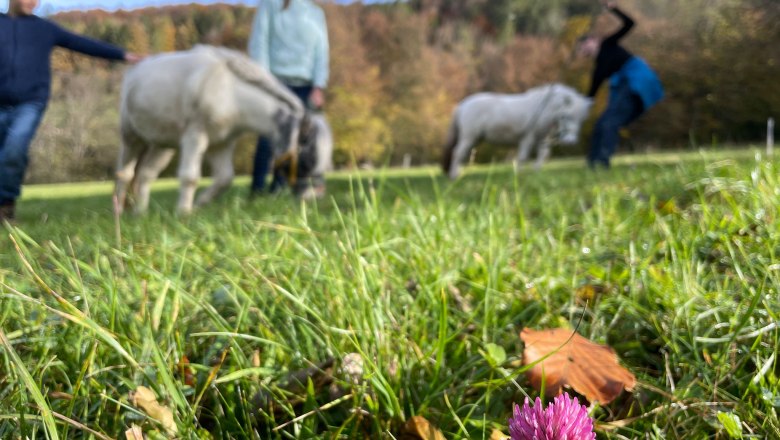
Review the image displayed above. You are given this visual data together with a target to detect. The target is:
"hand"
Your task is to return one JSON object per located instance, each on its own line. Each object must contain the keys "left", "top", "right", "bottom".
{"left": 125, "top": 53, "right": 146, "bottom": 64}
{"left": 310, "top": 88, "right": 325, "bottom": 109}
{"left": 601, "top": 0, "right": 617, "bottom": 9}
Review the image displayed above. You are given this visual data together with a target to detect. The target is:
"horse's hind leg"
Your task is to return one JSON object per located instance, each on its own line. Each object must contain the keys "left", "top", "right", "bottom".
{"left": 196, "top": 142, "right": 235, "bottom": 207}
{"left": 133, "top": 147, "right": 175, "bottom": 215}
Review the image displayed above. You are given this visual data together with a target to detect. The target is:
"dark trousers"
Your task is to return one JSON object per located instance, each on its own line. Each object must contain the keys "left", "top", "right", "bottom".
{"left": 588, "top": 78, "right": 644, "bottom": 168}
{"left": 251, "top": 84, "right": 312, "bottom": 192}
{"left": 0, "top": 102, "right": 46, "bottom": 205}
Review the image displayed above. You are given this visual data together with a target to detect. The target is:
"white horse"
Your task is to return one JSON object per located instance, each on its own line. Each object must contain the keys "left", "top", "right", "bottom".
{"left": 116, "top": 45, "right": 315, "bottom": 215}
{"left": 442, "top": 84, "right": 592, "bottom": 179}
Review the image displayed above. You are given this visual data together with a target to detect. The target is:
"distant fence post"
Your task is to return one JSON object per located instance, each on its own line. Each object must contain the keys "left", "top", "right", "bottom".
{"left": 768, "top": 117, "right": 775, "bottom": 157}
{"left": 402, "top": 154, "right": 412, "bottom": 169}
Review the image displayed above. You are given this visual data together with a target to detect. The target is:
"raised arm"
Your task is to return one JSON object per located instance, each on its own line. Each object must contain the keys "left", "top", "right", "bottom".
{"left": 603, "top": 6, "right": 635, "bottom": 44}
{"left": 248, "top": 0, "right": 271, "bottom": 67}
{"left": 53, "top": 23, "right": 126, "bottom": 61}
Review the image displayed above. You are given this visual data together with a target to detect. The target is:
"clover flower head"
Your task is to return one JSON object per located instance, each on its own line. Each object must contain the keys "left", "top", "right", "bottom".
{"left": 509, "top": 393, "right": 596, "bottom": 440}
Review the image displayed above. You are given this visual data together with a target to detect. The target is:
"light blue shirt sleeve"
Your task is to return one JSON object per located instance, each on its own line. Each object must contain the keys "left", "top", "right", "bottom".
{"left": 248, "top": 0, "right": 271, "bottom": 68}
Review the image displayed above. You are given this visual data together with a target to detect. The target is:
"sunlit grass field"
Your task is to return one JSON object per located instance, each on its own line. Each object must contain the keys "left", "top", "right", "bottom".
{"left": 1, "top": 149, "right": 779, "bottom": 439}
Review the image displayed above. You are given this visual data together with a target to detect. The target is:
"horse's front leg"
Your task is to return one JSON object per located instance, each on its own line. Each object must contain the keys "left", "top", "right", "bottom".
{"left": 515, "top": 132, "right": 536, "bottom": 171}
{"left": 534, "top": 134, "right": 553, "bottom": 170}
{"left": 134, "top": 147, "right": 176, "bottom": 215}
{"left": 196, "top": 142, "right": 235, "bottom": 207}
{"left": 449, "top": 137, "right": 476, "bottom": 180}
{"left": 177, "top": 128, "right": 209, "bottom": 215}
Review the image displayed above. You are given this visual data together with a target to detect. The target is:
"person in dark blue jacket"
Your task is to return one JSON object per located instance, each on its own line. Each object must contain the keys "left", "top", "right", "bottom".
{"left": 0, "top": 0, "right": 142, "bottom": 222}
{"left": 578, "top": 1, "right": 663, "bottom": 169}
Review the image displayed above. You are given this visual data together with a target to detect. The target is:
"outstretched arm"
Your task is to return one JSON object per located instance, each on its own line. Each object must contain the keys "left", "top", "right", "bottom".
{"left": 53, "top": 23, "right": 130, "bottom": 62}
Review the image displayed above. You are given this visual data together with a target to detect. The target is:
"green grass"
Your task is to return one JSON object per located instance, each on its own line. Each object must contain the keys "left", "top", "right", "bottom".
{"left": 1, "top": 148, "right": 779, "bottom": 439}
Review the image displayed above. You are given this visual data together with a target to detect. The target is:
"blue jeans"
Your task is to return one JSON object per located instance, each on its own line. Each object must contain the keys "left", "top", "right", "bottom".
{"left": 588, "top": 78, "right": 644, "bottom": 168}
{"left": 251, "top": 84, "right": 313, "bottom": 192}
{"left": 0, "top": 102, "right": 46, "bottom": 204}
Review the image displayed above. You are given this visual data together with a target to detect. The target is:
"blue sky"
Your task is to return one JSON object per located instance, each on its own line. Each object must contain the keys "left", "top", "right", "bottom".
{"left": 0, "top": 0, "right": 377, "bottom": 13}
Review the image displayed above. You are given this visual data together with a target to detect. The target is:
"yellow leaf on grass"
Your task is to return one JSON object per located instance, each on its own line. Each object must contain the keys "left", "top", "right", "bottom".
{"left": 402, "top": 416, "right": 447, "bottom": 440}
{"left": 490, "top": 429, "right": 510, "bottom": 440}
{"left": 576, "top": 284, "right": 597, "bottom": 301}
{"left": 130, "top": 386, "right": 178, "bottom": 435}
{"left": 125, "top": 424, "right": 144, "bottom": 440}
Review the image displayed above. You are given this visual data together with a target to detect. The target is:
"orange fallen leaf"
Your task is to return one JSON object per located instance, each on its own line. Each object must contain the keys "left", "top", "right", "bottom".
{"left": 520, "top": 328, "right": 636, "bottom": 404}
{"left": 402, "top": 416, "right": 447, "bottom": 440}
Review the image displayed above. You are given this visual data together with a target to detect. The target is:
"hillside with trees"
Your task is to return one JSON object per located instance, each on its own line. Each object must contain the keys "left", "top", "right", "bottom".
{"left": 29, "top": 0, "right": 779, "bottom": 183}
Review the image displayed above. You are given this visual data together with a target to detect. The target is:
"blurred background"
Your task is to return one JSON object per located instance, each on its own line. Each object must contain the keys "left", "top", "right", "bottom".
{"left": 9, "top": 0, "right": 778, "bottom": 183}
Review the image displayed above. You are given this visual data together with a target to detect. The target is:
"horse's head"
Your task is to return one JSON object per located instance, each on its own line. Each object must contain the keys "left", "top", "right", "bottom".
{"left": 271, "top": 109, "right": 301, "bottom": 157}
{"left": 555, "top": 88, "right": 592, "bottom": 145}
{"left": 273, "top": 112, "right": 332, "bottom": 200}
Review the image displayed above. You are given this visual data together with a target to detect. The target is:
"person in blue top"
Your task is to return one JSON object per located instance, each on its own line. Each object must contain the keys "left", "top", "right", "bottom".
{"left": 247, "top": 0, "right": 329, "bottom": 195}
{"left": 578, "top": 1, "right": 663, "bottom": 169}
{"left": 0, "top": 0, "right": 142, "bottom": 222}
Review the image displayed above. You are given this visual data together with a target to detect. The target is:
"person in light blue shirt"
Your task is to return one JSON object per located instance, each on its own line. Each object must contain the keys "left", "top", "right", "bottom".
{"left": 247, "top": 0, "right": 330, "bottom": 195}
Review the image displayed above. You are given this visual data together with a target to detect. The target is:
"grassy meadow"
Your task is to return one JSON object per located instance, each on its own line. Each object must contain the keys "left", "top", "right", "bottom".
{"left": 1, "top": 149, "right": 779, "bottom": 439}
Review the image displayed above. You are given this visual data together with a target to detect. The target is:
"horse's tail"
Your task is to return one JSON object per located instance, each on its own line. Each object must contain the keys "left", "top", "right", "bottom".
{"left": 441, "top": 108, "right": 460, "bottom": 175}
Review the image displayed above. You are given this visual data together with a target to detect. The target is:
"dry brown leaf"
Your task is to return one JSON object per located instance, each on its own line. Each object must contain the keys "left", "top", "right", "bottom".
{"left": 520, "top": 328, "right": 636, "bottom": 404}
{"left": 402, "top": 416, "right": 447, "bottom": 440}
{"left": 48, "top": 391, "right": 74, "bottom": 400}
{"left": 125, "top": 424, "right": 144, "bottom": 440}
{"left": 178, "top": 355, "right": 195, "bottom": 387}
{"left": 129, "top": 386, "right": 178, "bottom": 435}
{"left": 490, "top": 429, "right": 510, "bottom": 440}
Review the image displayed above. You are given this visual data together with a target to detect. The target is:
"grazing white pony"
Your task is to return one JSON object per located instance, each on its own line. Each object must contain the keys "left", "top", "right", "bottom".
{"left": 442, "top": 83, "right": 592, "bottom": 179}
{"left": 115, "top": 45, "right": 306, "bottom": 214}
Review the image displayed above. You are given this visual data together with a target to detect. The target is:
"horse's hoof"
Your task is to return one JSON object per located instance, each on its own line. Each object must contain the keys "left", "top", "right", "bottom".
{"left": 298, "top": 185, "right": 326, "bottom": 201}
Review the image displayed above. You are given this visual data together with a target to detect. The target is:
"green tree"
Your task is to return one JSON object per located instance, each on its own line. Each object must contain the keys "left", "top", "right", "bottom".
{"left": 127, "top": 20, "right": 149, "bottom": 54}
{"left": 151, "top": 16, "right": 176, "bottom": 52}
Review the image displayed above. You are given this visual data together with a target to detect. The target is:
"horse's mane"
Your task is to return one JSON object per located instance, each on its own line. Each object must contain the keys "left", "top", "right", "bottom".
{"left": 527, "top": 83, "right": 580, "bottom": 99}
{"left": 200, "top": 45, "right": 305, "bottom": 117}
{"left": 529, "top": 83, "right": 588, "bottom": 112}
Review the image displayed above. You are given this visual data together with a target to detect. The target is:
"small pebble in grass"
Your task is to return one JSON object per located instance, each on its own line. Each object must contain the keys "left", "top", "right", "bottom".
{"left": 509, "top": 393, "right": 595, "bottom": 440}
